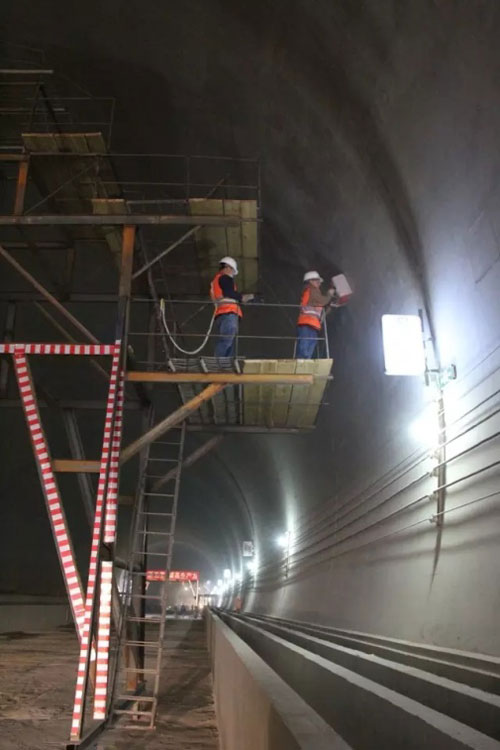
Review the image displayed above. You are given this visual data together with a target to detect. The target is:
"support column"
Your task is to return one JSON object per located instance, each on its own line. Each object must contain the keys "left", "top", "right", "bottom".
{"left": 13, "top": 158, "right": 29, "bottom": 215}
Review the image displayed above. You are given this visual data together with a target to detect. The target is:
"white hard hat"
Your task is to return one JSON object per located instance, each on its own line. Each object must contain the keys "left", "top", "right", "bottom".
{"left": 303, "top": 270, "right": 323, "bottom": 283}
{"left": 219, "top": 256, "right": 238, "bottom": 275}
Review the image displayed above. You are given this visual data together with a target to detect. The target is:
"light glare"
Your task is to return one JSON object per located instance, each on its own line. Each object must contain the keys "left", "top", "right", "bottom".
{"left": 276, "top": 532, "right": 290, "bottom": 549}
{"left": 382, "top": 314, "right": 426, "bottom": 376}
{"left": 409, "top": 404, "right": 439, "bottom": 447}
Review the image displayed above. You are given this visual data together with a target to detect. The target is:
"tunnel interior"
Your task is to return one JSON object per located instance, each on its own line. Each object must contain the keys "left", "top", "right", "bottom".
{"left": 1, "top": 2, "right": 500, "bottom": 747}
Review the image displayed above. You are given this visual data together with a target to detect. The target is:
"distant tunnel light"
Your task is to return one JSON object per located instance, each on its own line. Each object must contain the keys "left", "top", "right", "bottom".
{"left": 276, "top": 531, "right": 291, "bottom": 549}
{"left": 382, "top": 314, "right": 426, "bottom": 376}
{"left": 247, "top": 560, "right": 257, "bottom": 575}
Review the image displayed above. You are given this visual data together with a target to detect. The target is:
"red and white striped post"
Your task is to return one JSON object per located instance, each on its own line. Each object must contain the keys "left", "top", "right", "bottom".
{"left": 70, "top": 342, "right": 121, "bottom": 740}
{"left": 103, "top": 371, "right": 125, "bottom": 545}
{"left": 13, "top": 352, "right": 86, "bottom": 637}
{"left": 93, "top": 560, "right": 113, "bottom": 719}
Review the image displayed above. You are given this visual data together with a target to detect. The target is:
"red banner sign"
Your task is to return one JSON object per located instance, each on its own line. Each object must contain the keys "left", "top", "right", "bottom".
{"left": 146, "top": 569, "right": 200, "bottom": 582}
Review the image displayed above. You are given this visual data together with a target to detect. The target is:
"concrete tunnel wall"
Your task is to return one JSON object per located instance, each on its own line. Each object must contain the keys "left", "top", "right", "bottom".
{"left": 1, "top": 2, "right": 500, "bottom": 653}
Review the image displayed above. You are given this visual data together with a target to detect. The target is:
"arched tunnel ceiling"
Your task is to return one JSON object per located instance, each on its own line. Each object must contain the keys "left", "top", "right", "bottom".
{"left": 2, "top": 1, "right": 500, "bottom": 646}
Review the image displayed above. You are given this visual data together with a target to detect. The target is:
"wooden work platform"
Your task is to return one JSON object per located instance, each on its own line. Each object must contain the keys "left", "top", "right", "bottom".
{"left": 169, "top": 357, "right": 332, "bottom": 430}
{"left": 242, "top": 358, "right": 332, "bottom": 428}
{"left": 189, "top": 198, "right": 258, "bottom": 292}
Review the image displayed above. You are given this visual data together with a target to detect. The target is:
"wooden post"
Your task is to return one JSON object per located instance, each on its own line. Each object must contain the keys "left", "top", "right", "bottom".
{"left": 13, "top": 159, "right": 29, "bottom": 215}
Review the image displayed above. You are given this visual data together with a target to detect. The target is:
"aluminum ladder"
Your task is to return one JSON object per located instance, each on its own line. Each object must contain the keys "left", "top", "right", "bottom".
{"left": 111, "top": 421, "right": 186, "bottom": 729}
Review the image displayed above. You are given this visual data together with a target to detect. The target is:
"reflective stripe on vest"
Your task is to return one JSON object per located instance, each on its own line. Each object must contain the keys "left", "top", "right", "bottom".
{"left": 210, "top": 272, "right": 242, "bottom": 318}
{"left": 297, "top": 286, "right": 323, "bottom": 331}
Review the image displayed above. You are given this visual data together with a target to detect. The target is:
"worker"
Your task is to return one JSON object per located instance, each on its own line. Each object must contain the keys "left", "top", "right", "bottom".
{"left": 210, "top": 256, "right": 253, "bottom": 357}
{"left": 296, "top": 271, "right": 335, "bottom": 358}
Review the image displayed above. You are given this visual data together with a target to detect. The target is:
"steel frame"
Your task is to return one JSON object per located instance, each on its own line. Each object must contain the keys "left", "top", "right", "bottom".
{"left": 0, "top": 62, "right": 330, "bottom": 744}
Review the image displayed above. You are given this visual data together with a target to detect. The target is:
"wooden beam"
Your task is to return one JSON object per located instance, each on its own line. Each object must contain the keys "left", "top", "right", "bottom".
{"left": 53, "top": 386, "right": 226, "bottom": 473}
{"left": 125, "top": 371, "right": 315, "bottom": 385}
{"left": 0, "top": 243, "right": 100, "bottom": 343}
{"left": 53, "top": 459, "right": 100, "bottom": 473}
{"left": 62, "top": 409, "right": 95, "bottom": 523}
{"left": 121, "top": 383, "right": 225, "bottom": 464}
{"left": 0, "top": 214, "right": 256, "bottom": 226}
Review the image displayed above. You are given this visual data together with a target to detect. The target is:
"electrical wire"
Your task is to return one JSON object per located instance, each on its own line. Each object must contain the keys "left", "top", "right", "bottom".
{"left": 159, "top": 298, "right": 216, "bottom": 355}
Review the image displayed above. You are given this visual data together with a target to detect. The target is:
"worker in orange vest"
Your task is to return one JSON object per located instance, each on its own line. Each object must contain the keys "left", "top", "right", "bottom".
{"left": 296, "top": 271, "right": 335, "bottom": 358}
{"left": 210, "top": 256, "right": 254, "bottom": 357}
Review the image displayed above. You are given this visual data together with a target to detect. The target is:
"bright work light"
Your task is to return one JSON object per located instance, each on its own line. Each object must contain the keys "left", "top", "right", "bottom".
{"left": 381, "top": 314, "right": 426, "bottom": 376}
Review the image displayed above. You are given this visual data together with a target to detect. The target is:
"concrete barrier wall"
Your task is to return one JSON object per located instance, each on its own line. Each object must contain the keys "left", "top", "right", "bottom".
{"left": 206, "top": 610, "right": 350, "bottom": 750}
{"left": 0, "top": 596, "right": 71, "bottom": 632}
{"left": 223, "top": 613, "right": 500, "bottom": 750}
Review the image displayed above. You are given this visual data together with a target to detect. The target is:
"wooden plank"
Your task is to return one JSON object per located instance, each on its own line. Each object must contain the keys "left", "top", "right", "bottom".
{"left": 54, "top": 459, "right": 100, "bottom": 473}
{"left": 287, "top": 359, "right": 315, "bottom": 427}
{"left": 189, "top": 198, "right": 259, "bottom": 292}
{"left": 258, "top": 360, "right": 277, "bottom": 427}
{"left": 299, "top": 358, "right": 333, "bottom": 428}
{"left": 85, "top": 133, "right": 108, "bottom": 153}
{"left": 272, "top": 360, "right": 296, "bottom": 427}
{"left": 92, "top": 198, "right": 127, "bottom": 214}
{"left": 242, "top": 360, "right": 261, "bottom": 424}
{"left": 126, "top": 371, "right": 314, "bottom": 385}
{"left": 91, "top": 199, "right": 127, "bottom": 263}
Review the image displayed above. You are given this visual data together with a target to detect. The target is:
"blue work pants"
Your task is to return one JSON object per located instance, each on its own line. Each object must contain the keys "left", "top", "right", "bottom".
{"left": 296, "top": 325, "right": 318, "bottom": 359}
{"left": 215, "top": 313, "right": 239, "bottom": 358}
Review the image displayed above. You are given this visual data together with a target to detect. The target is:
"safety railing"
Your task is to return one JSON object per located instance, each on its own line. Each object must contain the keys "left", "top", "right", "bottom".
{"left": 0, "top": 69, "right": 116, "bottom": 149}
{"left": 129, "top": 299, "right": 331, "bottom": 362}
{"left": 14, "top": 151, "right": 260, "bottom": 209}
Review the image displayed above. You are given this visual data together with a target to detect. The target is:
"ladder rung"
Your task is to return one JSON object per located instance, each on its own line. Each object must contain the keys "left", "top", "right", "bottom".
{"left": 147, "top": 459, "right": 178, "bottom": 465}
{"left": 152, "top": 439, "right": 182, "bottom": 444}
{"left": 143, "top": 492, "right": 175, "bottom": 497}
{"left": 117, "top": 694, "right": 156, "bottom": 702}
{"left": 122, "top": 723, "right": 154, "bottom": 730}
{"left": 114, "top": 708, "right": 154, "bottom": 717}
{"left": 127, "top": 616, "right": 163, "bottom": 623}
{"left": 133, "top": 551, "right": 169, "bottom": 556}
{"left": 123, "top": 640, "right": 161, "bottom": 647}
{"left": 138, "top": 531, "right": 172, "bottom": 537}
{"left": 139, "top": 511, "right": 173, "bottom": 517}
{"left": 123, "top": 667, "right": 159, "bottom": 674}
{"left": 148, "top": 458, "right": 178, "bottom": 462}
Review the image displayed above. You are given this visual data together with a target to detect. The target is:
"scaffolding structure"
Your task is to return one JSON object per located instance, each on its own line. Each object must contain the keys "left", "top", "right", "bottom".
{"left": 0, "top": 62, "right": 333, "bottom": 746}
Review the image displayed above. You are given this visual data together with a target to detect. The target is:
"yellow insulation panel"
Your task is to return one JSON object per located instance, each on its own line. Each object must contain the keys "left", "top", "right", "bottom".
{"left": 188, "top": 199, "right": 258, "bottom": 292}
{"left": 242, "top": 358, "right": 332, "bottom": 428}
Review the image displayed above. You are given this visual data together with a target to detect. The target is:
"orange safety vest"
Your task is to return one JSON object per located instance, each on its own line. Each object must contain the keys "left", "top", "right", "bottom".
{"left": 210, "top": 272, "right": 243, "bottom": 318}
{"left": 297, "top": 286, "right": 323, "bottom": 331}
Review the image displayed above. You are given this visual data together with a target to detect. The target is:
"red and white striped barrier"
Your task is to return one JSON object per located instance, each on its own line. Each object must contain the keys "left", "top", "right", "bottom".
{"left": 0, "top": 343, "right": 116, "bottom": 355}
{"left": 93, "top": 560, "right": 113, "bottom": 720}
{"left": 13, "top": 353, "right": 86, "bottom": 637}
{"left": 103, "top": 371, "right": 125, "bottom": 544}
{"left": 70, "top": 342, "right": 122, "bottom": 740}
